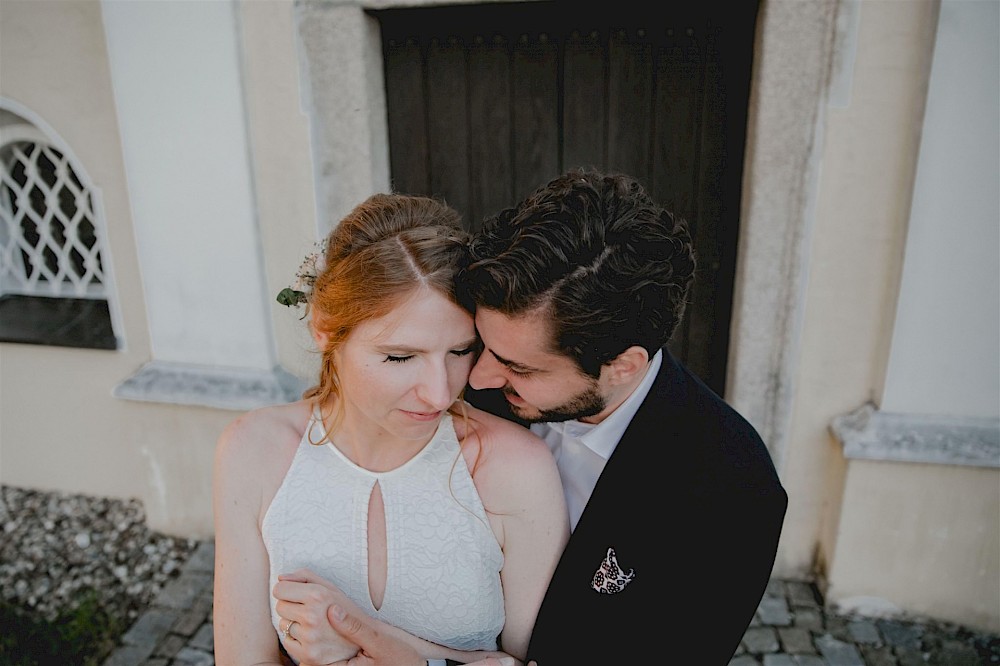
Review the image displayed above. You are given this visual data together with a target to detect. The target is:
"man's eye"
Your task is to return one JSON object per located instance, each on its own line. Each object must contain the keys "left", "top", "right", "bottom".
{"left": 384, "top": 355, "right": 413, "bottom": 363}
{"left": 507, "top": 367, "right": 532, "bottom": 378}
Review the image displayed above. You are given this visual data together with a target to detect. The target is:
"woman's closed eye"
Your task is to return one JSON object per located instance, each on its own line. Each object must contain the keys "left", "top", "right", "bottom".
{"left": 384, "top": 346, "right": 476, "bottom": 363}
{"left": 384, "top": 354, "right": 413, "bottom": 363}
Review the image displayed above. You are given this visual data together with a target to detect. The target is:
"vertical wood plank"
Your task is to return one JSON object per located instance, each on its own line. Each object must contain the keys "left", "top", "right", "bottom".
{"left": 384, "top": 37, "right": 429, "bottom": 196}
{"left": 650, "top": 28, "right": 704, "bottom": 225}
{"left": 687, "top": 26, "right": 724, "bottom": 389}
{"left": 607, "top": 29, "right": 653, "bottom": 184}
{"left": 690, "top": 10, "right": 759, "bottom": 395}
{"left": 426, "top": 36, "right": 470, "bottom": 218}
{"left": 653, "top": 26, "right": 705, "bottom": 365}
{"left": 512, "top": 32, "right": 559, "bottom": 200}
{"left": 468, "top": 33, "right": 513, "bottom": 231}
{"left": 562, "top": 29, "right": 606, "bottom": 172}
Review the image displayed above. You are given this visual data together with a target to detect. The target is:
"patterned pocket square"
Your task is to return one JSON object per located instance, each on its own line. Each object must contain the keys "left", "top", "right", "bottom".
{"left": 591, "top": 546, "right": 635, "bottom": 594}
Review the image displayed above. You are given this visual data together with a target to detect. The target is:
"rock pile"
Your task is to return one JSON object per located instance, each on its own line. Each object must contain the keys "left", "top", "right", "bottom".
{"left": 0, "top": 484, "right": 197, "bottom": 625}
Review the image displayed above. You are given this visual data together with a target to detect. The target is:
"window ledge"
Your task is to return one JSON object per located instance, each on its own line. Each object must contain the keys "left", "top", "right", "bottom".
{"left": 113, "top": 361, "right": 309, "bottom": 411}
{"left": 830, "top": 402, "right": 1000, "bottom": 469}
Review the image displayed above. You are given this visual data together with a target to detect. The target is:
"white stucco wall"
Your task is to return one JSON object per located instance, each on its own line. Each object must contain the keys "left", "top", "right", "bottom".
{"left": 240, "top": 1, "right": 323, "bottom": 383}
{"left": 0, "top": 0, "right": 156, "bottom": 502}
{"left": 0, "top": 0, "right": 316, "bottom": 537}
{"left": 819, "top": 0, "right": 1000, "bottom": 633}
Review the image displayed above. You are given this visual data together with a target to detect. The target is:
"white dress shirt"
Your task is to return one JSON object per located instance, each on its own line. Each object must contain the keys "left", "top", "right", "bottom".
{"left": 531, "top": 350, "right": 663, "bottom": 531}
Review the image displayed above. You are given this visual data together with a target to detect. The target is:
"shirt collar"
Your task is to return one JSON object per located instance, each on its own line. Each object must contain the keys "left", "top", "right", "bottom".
{"left": 552, "top": 349, "right": 663, "bottom": 460}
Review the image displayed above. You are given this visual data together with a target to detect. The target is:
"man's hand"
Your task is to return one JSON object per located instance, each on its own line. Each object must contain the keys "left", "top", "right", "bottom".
{"left": 325, "top": 604, "right": 522, "bottom": 666}
{"left": 324, "top": 604, "right": 427, "bottom": 666}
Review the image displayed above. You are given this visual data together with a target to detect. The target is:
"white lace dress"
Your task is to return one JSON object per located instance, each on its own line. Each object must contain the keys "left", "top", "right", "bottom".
{"left": 262, "top": 410, "right": 504, "bottom": 655}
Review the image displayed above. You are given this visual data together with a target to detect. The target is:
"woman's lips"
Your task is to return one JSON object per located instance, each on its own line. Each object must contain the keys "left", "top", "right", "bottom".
{"left": 401, "top": 409, "right": 442, "bottom": 422}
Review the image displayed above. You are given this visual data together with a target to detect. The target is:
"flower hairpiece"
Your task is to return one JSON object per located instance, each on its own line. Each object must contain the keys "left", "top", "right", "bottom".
{"left": 276, "top": 241, "right": 325, "bottom": 311}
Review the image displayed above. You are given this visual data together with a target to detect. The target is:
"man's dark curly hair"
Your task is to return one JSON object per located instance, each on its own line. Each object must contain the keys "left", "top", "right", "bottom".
{"left": 459, "top": 169, "right": 696, "bottom": 378}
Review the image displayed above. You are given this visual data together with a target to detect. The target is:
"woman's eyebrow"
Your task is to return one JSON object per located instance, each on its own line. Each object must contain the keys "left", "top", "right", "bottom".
{"left": 455, "top": 336, "right": 480, "bottom": 349}
{"left": 377, "top": 336, "right": 480, "bottom": 354}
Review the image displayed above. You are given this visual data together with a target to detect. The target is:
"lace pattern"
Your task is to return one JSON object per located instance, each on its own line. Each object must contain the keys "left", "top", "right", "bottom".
{"left": 262, "top": 412, "right": 504, "bottom": 651}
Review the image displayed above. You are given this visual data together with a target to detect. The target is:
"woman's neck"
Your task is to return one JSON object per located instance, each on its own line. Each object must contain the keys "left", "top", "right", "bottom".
{"left": 321, "top": 400, "right": 443, "bottom": 473}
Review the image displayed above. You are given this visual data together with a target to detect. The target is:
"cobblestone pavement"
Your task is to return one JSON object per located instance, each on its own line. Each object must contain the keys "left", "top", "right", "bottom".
{"left": 102, "top": 541, "right": 215, "bottom": 666}
{"left": 103, "top": 541, "right": 999, "bottom": 666}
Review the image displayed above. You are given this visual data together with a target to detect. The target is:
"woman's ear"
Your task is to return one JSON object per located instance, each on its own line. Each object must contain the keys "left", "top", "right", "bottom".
{"left": 309, "top": 316, "right": 330, "bottom": 349}
{"left": 603, "top": 345, "right": 650, "bottom": 386}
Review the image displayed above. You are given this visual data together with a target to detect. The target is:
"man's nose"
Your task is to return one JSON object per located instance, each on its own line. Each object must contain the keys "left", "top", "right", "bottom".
{"left": 469, "top": 351, "right": 506, "bottom": 390}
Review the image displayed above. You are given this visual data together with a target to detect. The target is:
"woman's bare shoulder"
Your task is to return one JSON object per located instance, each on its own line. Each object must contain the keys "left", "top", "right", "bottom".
{"left": 454, "top": 402, "right": 554, "bottom": 471}
{"left": 216, "top": 399, "right": 313, "bottom": 465}
{"left": 454, "top": 403, "right": 562, "bottom": 516}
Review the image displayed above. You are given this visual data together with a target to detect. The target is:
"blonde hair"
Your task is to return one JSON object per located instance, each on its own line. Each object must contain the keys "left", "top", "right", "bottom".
{"left": 303, "top": 193, "right": 471, "bottom": 439}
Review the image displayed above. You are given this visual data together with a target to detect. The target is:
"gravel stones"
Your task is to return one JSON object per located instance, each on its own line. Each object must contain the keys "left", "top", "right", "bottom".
{"left": 0, "top": 485, "right": 197, "bottom": 625}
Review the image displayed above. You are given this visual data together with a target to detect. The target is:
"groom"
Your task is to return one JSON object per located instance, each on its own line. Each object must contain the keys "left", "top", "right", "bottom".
{"left": 318, "top": 169, "right": 786, "bottom": 665}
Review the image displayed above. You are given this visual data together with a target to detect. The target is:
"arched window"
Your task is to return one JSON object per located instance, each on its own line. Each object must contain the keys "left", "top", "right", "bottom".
{"left": 0, "top": 105, "right": 121, "bottom": 349}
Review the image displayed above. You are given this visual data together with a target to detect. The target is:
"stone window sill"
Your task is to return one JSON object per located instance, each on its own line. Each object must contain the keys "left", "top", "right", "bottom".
{"left": 830, "top": 402, "right": 999, "bottom": 468}
{"left": 113, "top": 361, "right": 309, "bottom": 412}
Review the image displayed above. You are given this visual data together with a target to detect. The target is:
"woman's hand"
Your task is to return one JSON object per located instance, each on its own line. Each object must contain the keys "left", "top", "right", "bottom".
{"left": 273, "top": 569, "right": 363, "bottom": 665}
{"left": 277, "top": 569, "right": 530, "bottom": 666}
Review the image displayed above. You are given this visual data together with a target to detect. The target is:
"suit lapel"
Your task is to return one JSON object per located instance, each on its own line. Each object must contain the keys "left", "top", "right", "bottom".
{"left": 542, "top": 354, "right": 683, "bottom": 591}
{"left": 570, "top": 353, "right": 682, "bottom": 529}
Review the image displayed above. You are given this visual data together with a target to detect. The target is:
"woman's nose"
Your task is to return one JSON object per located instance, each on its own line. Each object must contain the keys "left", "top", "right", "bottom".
{"left": 417, "top": 362, "right": 453, "bottom": 409}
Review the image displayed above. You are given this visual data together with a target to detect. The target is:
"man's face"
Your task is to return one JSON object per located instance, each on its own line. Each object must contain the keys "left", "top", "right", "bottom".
{"left": 469, "top": 307, "right": 608, "bottom": 423}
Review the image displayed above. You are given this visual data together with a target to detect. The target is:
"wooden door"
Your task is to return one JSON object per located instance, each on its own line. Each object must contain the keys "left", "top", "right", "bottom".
{"left": 374, "top": 1, "right": 759, "bottom": 395}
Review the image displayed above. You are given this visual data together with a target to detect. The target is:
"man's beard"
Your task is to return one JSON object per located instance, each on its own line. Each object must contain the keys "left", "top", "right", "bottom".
{"left": 504, "top": 382, "right": 607, "bottom": 423}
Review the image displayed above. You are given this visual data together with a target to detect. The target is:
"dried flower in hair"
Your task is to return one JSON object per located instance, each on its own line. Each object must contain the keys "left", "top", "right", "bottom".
{"left": 276, "top": 241, "right": 326, "bottom": 311}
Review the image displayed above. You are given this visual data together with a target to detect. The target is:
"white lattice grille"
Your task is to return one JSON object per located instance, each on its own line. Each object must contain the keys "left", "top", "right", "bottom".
{"left": 0, "top": 140, "right": 107, "bottom": 298}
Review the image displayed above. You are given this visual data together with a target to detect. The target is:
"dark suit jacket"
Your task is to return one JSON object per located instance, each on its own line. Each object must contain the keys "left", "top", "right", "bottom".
{"left": 468, "top": 350, "right": 787, "bottom": 665}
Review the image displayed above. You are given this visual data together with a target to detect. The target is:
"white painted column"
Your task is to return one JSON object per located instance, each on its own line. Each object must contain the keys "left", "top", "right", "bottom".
{"left": 881, "top": 0, "right": 999, "bottom": 420}
{"left": 835, "top": 0, "right": 999, "bottom": 470}
{"left": 102, "top": 0, "right": 300, "bottom": 408}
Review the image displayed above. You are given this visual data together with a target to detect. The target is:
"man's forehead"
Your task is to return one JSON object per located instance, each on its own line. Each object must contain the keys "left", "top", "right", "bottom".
{"left": 474, "top": 308, "right": 551, "bottom": 355}
{"left": 475, "top": 307, "right": 543, "bottom": 336}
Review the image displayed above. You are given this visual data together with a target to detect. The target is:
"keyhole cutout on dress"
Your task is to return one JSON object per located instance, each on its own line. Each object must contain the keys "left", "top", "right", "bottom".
{"left": 367, "top": 481, "right": 388, "bottom": 611}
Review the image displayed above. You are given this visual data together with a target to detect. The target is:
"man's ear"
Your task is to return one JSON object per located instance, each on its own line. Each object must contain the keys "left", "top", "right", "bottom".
{"left": 603, "top": 345, "right": 650, "bottom": 386}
